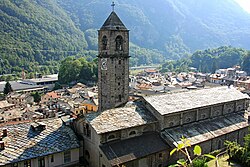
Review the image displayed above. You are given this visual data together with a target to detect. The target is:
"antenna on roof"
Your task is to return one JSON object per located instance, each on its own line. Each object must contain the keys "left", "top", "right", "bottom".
{"left": 111, "top": 1, "right": 115, "bottom": 12}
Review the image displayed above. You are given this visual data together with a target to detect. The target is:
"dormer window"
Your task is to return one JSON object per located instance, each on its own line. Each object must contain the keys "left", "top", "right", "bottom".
{"left": 102, "top": 36, "right": 108, "bottom": 50}
{"left": 115, "top": 35, "right": 123, "bottom": 51}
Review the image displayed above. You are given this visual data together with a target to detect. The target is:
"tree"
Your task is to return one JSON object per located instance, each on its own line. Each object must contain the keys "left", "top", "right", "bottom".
{"left": 242, "top": 51, "right": 250, "bottom": 75}
{"left": 169, "top": 136, "right": 215, "bottom": 167}
{"left": 58, "top": 56, "right": 98, "bottom": 85}
{"left": 32, "top": 92, "right": 41, "bottom": 103}
{"left": 3, "top": 81, "right": 13, "bottom": 95}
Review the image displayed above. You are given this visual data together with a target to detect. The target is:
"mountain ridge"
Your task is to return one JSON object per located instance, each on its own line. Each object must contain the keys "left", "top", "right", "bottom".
{"left": 1, "top": 0, "right": 250, "bottom": 75}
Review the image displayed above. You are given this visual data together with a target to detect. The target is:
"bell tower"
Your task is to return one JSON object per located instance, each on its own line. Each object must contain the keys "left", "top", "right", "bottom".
{"left": 98, "top": 5, "right": 129, "bottom": 112}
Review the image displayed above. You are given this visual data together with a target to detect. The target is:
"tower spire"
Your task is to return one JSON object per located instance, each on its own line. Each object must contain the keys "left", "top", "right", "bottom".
{"left": 111, "top": 2, "right": 115, "bottom": 12}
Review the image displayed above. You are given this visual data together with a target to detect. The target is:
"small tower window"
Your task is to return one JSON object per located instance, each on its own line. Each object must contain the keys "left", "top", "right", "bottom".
{"left": 102, "top": 36, "right": 108, "bottom": 50}
{"left": 115, "top": 35, "right": 123, "bottom": 51}
{"left": 85, "top": 124, "right": 91, "bottom": 138}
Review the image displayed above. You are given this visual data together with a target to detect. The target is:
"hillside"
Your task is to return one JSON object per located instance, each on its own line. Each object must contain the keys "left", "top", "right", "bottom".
{"left": 0, "top": 0, "right": 88, "bottom": 75}
{"left": 1, "top": 0, "right": 250, "bottom": 75}
{"left": 57, "top": 0, "right": 250, "bottom": 57}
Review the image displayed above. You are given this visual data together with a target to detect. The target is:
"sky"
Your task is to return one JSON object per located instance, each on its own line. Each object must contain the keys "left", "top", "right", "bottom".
{"left": 235, "top": 0, "right": 250, "bottom": 13}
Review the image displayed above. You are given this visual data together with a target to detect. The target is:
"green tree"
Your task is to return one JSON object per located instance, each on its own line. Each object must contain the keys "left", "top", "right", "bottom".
{"left": 32, "top": 92, "right": 41, "bottom": 103}
{"left": 169, "top": 136, "right": 215, "bottom": 167}
{"left": 242, "top": 51, "right": 250, "bottom": 75}
{"left": 53, "top": 82, "right": 62, "bottom": 90}
{"left": 58, "top": 56, "right": 98, "bottom": 85}
{"left": 3, "top": 81, "right": 13, "bottom": 95}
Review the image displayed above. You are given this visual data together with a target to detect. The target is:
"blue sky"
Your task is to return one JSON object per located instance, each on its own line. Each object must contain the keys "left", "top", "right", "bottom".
{"left": 235, "top": 0, "right": 250, "bottom": 13}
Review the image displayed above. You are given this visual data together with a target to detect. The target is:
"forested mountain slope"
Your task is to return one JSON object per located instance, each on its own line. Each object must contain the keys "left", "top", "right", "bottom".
{"left": 1, "top": 0, "right": 250, "bottom": 75}
{"left": 57, "top": 0, "right": 250, "bottom": 57}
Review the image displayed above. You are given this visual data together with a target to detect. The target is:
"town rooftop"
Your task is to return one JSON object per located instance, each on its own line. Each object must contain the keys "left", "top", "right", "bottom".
{"left": 0, "top": 118, "right": 79, "bottom": 165}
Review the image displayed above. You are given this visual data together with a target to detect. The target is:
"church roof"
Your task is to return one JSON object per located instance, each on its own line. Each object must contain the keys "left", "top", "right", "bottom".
{"left": 144, "top": 86, "right": 249, "bottom": 116}
{"left": 100, "top": 132, "right": 170, "bottom": 166}
{"left": 161, "top": 112, "right": 248, "bottom": 147}
{"left": 100, "top": 12, "right": 127, "bottom": 30}
{"left": 86, "top": 101, "right": 157, "bottom": 134}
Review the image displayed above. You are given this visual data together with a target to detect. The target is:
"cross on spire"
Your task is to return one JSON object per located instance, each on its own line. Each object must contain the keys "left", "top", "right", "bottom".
{"left": 111, "top": 2, "right": 115, "bottom": 12}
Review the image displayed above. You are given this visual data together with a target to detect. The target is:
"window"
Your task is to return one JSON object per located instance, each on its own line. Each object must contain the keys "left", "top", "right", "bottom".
{"left": 102, "top": 165, "right": 106, "bottom": 167}
{"left": 119, "top": 60, "right": 121, "bottom": 64}
{"left": 158, "top": 164, "right": 162, "bottom": 167}
{"left": 108, "top": 134, "right": 116, "bottom": 140}
{"left": 24, "top": 160, "right": 31, "bottom": 167}
{"left": 38, "top": 157, "right": 45, "bottom": 167}
{"left": 12, "top": 163, "right": 18, "bottom": 167}
{"left": 85, "top": 124, "right": 91, "bottom": 138}
{"left": 102, "top": 36, "right": 108, "bottom": 50}
{"left": 51, "top": 155, "right": 54, "bottom": 163}
{"left": 85, "top": 150, "right": 90, "bottom": 160}
{"left": 115, "top": 36, "right": 123, "bottom": 51}
{"left": 64, "top": 150, "right": 71, "bottom": 163}
{"left": 129, "top": 131, "right": 136, "bottom": 136}
{"left": 218, "top": 140, "right": 222, "bottom": 149}
{"left": 159, "top": 153, "right": 163, "bottom": 158}
{"left": 186, "top": 117, "right": 191, "bottom": 122}
{"left": 118, "top": 95, "right": 122, "bottom": 102}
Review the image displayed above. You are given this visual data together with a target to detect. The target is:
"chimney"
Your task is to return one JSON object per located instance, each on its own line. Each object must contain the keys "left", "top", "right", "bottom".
{"left": 0, "top": 141, "right": 4, "bottom": 150}
{"left": 2, "top": 129, "right": 7, "bottom": 137}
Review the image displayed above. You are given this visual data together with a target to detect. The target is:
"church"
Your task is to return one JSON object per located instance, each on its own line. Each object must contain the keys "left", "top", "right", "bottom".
{"left": 76, "top": 6, "right": 250, "bottom": 167}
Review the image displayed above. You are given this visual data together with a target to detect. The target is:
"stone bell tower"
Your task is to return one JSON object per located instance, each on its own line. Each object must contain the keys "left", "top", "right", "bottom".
{"left": 98, "top": 4, "right": 129, "bottom": 112}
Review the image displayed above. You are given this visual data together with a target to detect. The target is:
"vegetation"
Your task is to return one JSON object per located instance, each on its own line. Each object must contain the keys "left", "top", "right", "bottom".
{"left": 161, "top": 46, "right": 250, "bottom": 74}
{"left": 3, "top": 81, "right": 13, "bottom": 95}
{"left": 57, "top": 0, "right": 250, "bottom": 56}
{"left": 58, "top": 56, "right": 97, "bottom": 85}
{"left": 0, "top": 0, "right": 90, "bottom": 76}
{"left": 169, "top": 136, "right": 215, "bottom": 167}
{"left": 31, "top": 92, "right": 41, "bottom": 103}
{"left": 224, "top": 132, "right": 250, "bottom": 167}
{"left": 242, "top": 51, "right": 250, "bottom": 75}
{"left": 207, "top": 154, "right": 241, "bottom": 167}
{"left": 1, "top": 0, "right": 250, "bottom": 77}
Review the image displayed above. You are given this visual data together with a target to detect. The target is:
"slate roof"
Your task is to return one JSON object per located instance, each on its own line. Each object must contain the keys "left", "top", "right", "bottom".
{"left": 100, "top": 12, "right": 127, "bottom": 30}
{"left": 161, "top": 112, "right": 249, "bottom": 147}
{"left": 22, "top": 77, "right": 58, "bottom": 84}
{"left": 0, "top": 118, "right": 79, "bottom": 165}
{"left": 0, "top": 100, "right": 15, "bottom": 109}
{"left": 0, "top": 81, "right": 44, "bottom": 93}
{"left": 86, "top": 101, "right": 157, "bottom": 134}
{"left": 144, "top": 87, "right": 249, "bottom": 115}
{"left": 100, "top": 132, "right": 170, "bottom": 166}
